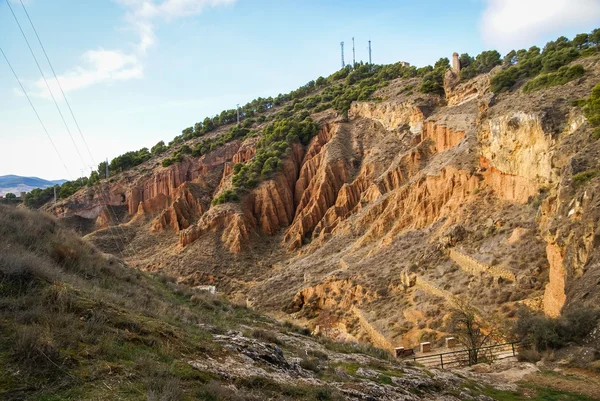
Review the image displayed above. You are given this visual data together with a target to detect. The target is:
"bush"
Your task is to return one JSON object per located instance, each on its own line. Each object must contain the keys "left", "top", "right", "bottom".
{"left": 420, "top": 58, "right": 449, "bottom": 95}
{"left": 513, "top": 308, "right": 600, "bottom": 351}
{"left": 300, "top": 357, "right": 321, "bottom": 373}
{"left": 231, "top": 117, "right": 320, "bottom": 193}
{"left": 517, "top": 348, "right": 542, "bottom": 363}
{"left": 492, "top": 30, "right": 599, "bottom": 93}
{"left": 522, "top": 64, "right": 584, "bottom": 92}
{"left": 211, "top": 189, "right": 239, "bottom": 206}
{"left": 573, "top": 170, "right": 599, "bottom": 185}
{"left": 251, "top": 329, "right": 281, "bottom": 345}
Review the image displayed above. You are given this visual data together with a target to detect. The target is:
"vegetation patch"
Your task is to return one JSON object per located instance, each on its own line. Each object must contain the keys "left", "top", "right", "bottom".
{"left": 573, "top": 170, "right": 600, "bottom": 186}
{"left": 231, "top": 117, "right": 320, "bottom": 192}
{"left": 491, "top": 30, "right": 599, "bottom": 93}
{"left": 522, "top": 64, "right": 585, "bottom": 92}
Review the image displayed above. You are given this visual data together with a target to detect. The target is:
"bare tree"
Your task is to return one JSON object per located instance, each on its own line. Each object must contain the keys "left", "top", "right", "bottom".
{"left": 448, "top": 298, "right": 498, "bottom": 365}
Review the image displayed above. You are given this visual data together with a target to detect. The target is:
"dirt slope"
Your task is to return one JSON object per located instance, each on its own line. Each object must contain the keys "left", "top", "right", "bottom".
{"left": 52, "top": 56, "right": 600, "bottom": 351}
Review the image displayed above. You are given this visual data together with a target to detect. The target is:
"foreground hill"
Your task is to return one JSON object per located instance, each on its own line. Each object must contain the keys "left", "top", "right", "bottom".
{"left": 50, "top": 33, "right": 600, "bottom": 354}
{"left": 0, "top": 204, "right": 553, "bottom": 400}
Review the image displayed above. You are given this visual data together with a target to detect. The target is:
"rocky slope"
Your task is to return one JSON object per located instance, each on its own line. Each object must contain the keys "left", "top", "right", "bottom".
{"left": 52, "top": 55, "right": 600, "bottom": 352}
{"left": 7, "top": 204, "right": 531, "bottom": 401}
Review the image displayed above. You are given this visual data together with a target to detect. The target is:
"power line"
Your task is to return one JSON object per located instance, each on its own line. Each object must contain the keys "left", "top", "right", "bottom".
{"left": 5, "top": 0, "right": 88, "bottom": 171}
{"left": 12, "top": 0, "right": 131, "bottom": 257}
{"left": 0, "top": 47, "right": 70, "bottom": 177}
{"left": 18, "top": 0, "right": 95, "bottom": 166}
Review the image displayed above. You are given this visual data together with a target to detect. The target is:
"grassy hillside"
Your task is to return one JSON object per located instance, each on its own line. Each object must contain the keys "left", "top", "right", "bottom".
{"left": 0, "top": 204, "right": 499, "bottom": 401}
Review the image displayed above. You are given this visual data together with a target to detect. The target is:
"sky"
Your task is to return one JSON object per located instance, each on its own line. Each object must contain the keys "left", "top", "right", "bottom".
{"left": 1, "top": 0, "right": 599, "bottom": 180}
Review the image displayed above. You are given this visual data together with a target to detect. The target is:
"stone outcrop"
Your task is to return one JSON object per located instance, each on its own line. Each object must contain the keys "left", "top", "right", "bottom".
{"left": 62, "top": 57, "right": 600, "bottom": 348}
{"left": 543, "top": 242, "right": 567, "bottom": 317}
{"left": 353, "top": 167, "right": 479, "bottom": 248}
{"left": 247, "top": 143, "right": 304, "bottom": 234}
{"left": 480, "top": 112, "right": 555, "bottom": 185}
{"left": 349, "top": 101, "right": 430, "bottom": 133}
{"left": 179, "top": 205, "right": 256, "bottom": 253}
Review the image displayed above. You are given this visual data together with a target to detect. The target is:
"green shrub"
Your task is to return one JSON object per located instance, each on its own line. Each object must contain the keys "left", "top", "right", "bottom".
{"left": 211, "top": 189, "right": 239, "bottom": 206}
{"left": 522, "top": 64, "right": 584, "bottom": 92}
{"left": 513, "top": 308, "right": 600, "bottom": 351}
{"left": 300, "top": 357, "right": 321, "bottom": 373}
{"left": 420, "top": 57, "right": 450, "bottom": 95}
{"left": 231, "top": 117, "right": 320, "bottom": 193}
{"left": 492, "top": 30, "right": 599, "bottom": 94}
{"left": 573, "top": 170, "right": 599, "bottom": 185}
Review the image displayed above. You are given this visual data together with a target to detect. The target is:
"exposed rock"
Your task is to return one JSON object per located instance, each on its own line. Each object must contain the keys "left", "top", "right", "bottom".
{"left": 350, "top": 101, "right": 430, "bottom": 133}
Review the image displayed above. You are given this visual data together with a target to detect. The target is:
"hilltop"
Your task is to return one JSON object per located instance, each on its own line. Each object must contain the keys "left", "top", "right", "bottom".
{"left": 0, "top": 175, "right": 66, "bottom": 196}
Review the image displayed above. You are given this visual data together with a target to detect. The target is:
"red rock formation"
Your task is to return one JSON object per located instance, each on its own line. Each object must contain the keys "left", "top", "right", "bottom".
{"left": 284, "top": 124, "right": 352, "bottom": 250}
{"left": 247, "top": 143, "right": 304, "bottom": 234}
{"left": 353, "top": 167, "right": 480, "bottom": 248}
{"left": 479, "top": 156, "right": 538, "bottom": 204}
{"left": 127, "top": 141, "right": 240, "bottom": 214}
{"left": 420, "top": 122, "right": 465, "bottom": 153}
{"left": 151, "top": 183, "right": 205, "bottom": 232}
{"left": 179, "top": 206, "right": 256, "bottom": 253}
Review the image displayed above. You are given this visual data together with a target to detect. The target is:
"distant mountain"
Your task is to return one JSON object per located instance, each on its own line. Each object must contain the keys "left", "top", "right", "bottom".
{"left": 0, "top": 175, "right": 67, "bottom": 196}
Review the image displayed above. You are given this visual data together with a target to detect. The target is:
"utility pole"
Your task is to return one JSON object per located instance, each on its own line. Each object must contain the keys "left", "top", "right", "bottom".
{"left": 352, "top": 37, "right": 356, "bottom": 67}
{"left": 105, "top": 158, "right": 109, "bottom": 179}
{"left": 54, "top": 185, "right": 57, "bottom": 204}
{"left": 340, "top": 41, "right": 345, "bottom": 68}
{"left": 368, "top": 40, "right": 372, "bottom": 65}
{"left": 236, "top": 104, "right": 240, "bottom": 125}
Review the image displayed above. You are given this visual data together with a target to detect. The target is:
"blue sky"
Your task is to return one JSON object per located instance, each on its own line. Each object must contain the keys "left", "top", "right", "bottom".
{"left": 1, "top": 0, "right": 599, "bottom": 180}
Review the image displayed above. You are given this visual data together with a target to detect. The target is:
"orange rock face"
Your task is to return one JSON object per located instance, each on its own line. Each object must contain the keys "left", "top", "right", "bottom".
{"left": 543, "top": 243, "right": 566, "bottom": 317}
{"left": 284, "top": 124, "right": 351, "bottom": 250}
{"left": 151, "top": 184, "right": 205, "bottom": 232}
{"left": 479, "top": 156, "right": 538, "bottom": 204}
{"left": 127, "top": 141, "right": 241, "bottom": 214}
{"left": 420, "top": 121, "right": 465, "bottom": 153}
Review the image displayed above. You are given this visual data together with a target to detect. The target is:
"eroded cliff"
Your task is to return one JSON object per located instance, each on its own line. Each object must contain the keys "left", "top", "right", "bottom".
{"left": 55, "top": 56, "right": 600, "bottom": 351}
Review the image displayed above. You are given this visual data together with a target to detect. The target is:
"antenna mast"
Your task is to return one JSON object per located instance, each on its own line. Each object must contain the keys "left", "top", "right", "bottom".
{"left": 340, "top": 41, "right": 345, "bottom": 68}
{"left": 352, "top": 37, "right": 356, "bottom": 67}
{"left": 105, "top": 158, "right": 109, "bottom": 179}
{"left": 236, "top": 104, "right": 240, "bottom": 125}
{"left": 368, "top": 40, "right": 372, "bottom": 65}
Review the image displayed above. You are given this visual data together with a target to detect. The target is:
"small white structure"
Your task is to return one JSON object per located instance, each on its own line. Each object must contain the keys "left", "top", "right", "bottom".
{"left": 420, "top": 342, "right": 432, "bottom": 353}
{"left": 445, "top": 337, "right": 458, "bottom": 349}
{"left": 192, "top": 285, "right": 216, "bottom": 294}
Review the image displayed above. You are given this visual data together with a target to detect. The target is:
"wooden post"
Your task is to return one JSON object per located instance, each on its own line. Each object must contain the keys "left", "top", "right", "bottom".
{"left": 440, "top": 353, "right": 444, "bottom": 369}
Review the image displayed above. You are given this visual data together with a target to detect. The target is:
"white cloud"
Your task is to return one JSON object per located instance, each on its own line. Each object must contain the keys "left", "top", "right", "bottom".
{"left": 29, "top": 0, "right": 235, "bottom": 97}
{"left": 32, "top": 49, "right": 143, "bottom": 98}
{"left": 116, "top": 0, "right": 236, "bottom": 54}
{"left": 480, "top": 0, "right": 600, "bottom": 49}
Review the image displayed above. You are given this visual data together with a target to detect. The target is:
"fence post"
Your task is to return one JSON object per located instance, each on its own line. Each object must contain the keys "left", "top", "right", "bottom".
{"left": 512, "top": 342, "right": 515, "bottom": 357}
{"left": 440, "top": 353, "right": 444, "bottom": 369}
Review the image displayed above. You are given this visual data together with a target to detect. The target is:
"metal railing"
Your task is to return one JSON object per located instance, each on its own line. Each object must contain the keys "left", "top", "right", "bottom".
{"left": 409, "top": 342, "right": 521, "bottom": 369}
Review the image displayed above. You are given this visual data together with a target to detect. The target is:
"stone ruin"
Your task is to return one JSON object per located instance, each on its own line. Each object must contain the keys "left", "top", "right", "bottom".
{"left": 452, "top": 52, "right": 461, "bottom": 72}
